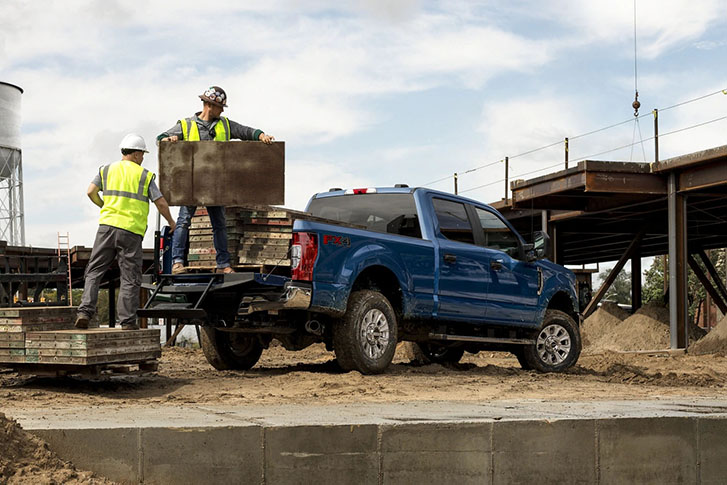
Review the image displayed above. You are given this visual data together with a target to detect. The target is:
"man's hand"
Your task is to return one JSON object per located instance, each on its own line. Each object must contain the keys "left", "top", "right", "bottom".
{"left": 258, "top": 133, "right": 275, "bottom": 145}
{"left": 161, "top": 135, "right": 179, "bottom": 142}
{"left": 169, "top": 221, "right": 177, "bottom": 233}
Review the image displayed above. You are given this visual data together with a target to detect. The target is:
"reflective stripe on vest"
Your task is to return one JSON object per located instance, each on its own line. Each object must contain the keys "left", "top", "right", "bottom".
{"left": 98, "top": 160, "right": 153, "bottom": 236}
{"left": 180, "top": 117, "right": 230, "bottom": 141}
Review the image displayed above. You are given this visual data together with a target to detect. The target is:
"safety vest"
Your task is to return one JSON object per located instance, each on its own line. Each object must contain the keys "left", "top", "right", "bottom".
{"left": 180, "top": 116, "right": 231, "bottom": 141}
{"left": 98, "top": 160, "right": 153, "bottom": 236}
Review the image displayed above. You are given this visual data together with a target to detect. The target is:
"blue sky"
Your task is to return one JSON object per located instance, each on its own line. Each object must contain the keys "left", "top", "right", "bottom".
{"left": 1, "top": 0, "right": 726, "bottom": 255}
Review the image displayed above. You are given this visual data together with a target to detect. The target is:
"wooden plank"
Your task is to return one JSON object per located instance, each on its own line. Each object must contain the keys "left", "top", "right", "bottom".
{"left": 0, "top": 349, "right": 25, "bottom": 356}
{"left": 0, "top": 322, "right": 75, "bottom": 332}
{"left": 26, "top": 337, "right": 158, "bottom": 350}
{"left": 26, "top": 345, "right": 160, "bottom": 358}
{"left": 24, "top": 350, "right": 162, "bottom": 365}
{"left": 238, "top": 257, "right": 291, "bottom": 266}
{"left": 158, "top": 140, "right": 285, "bottom": 206}
{"left": 0, "top": 341, "right": 26, "bottom": 349}
{"left": 25, "top": 328, "right": 160, "bottom": 341}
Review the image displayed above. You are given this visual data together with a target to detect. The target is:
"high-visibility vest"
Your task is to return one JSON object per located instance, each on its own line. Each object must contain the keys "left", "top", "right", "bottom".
{"left": 180, "top": 116, "right": 230, "bottom": 141}
{"left": 98, "top": 160, "right": 153, "bottom": 236}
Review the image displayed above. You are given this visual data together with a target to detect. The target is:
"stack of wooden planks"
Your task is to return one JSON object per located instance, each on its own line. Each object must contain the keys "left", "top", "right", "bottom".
{"left": 25, "top": 329, "right": 160, "bottom": 365}
{"left": 187, "top": 207, "right": 294, "bottom": 270}
{"left": 0, "top": 307, "right": 77, "bottom": 363}
{"left": 0, "top": 307, "right": 161, "bottom": 368}
{"left": 187, "top": 207, "right": 245, "bottom": 268}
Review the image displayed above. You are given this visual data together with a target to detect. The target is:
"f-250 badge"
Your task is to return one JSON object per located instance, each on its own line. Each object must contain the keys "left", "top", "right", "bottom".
{"left": 323, "top": 235, "right": 351, "bottom": 247}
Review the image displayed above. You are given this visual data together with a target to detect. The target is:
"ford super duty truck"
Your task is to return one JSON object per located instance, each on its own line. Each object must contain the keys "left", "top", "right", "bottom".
{"left": 140, "top": 186, "right": 582, "bottom": 374}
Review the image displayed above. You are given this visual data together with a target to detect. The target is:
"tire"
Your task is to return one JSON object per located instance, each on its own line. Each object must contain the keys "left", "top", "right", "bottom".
{"left": 522, "top": 309, "right": 581, "bottom": 373}
{"left": 413, "top": 342, "right": 465, "bottom": 365}
{"left": 511, "top": 347, "right": 533, "bottom": 370}
{"left": 333, "top": 290, "right": 398, "bottom": 375}
{"left": 200, "top": 327, "right": 263, "bottom": 370}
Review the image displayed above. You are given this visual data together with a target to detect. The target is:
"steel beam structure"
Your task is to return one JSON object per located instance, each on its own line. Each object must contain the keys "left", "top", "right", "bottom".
{"left": 667, "top": 173, "right": 688, "bottom": 349}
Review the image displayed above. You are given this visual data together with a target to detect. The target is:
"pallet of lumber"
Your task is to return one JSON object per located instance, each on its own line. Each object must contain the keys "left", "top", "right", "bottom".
{"left": 23, "top": 329, "right": 161, "bottom": 365}
{"left": 0, "top": 307, "right": 78, "bottom": 363}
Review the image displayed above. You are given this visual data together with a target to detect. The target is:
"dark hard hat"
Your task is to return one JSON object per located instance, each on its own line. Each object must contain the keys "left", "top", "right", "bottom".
{"left": 199, "top": 86, "right": 228, "bottom": 107}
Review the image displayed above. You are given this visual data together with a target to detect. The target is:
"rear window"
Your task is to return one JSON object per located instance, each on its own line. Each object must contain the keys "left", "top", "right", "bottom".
{"left": 307, "top": 193, "right": 422, "bottom": 238}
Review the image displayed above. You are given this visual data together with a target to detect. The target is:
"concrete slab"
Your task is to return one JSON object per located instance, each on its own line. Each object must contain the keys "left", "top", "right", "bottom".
{"left": 142, "top": 426, "right": 262, "bottom": 485}
{"left": 7, "top": 399, "right": 727, "bottom": 485}
{"left": 381, "top": 423, "right": 492, "bottom": 484}
{"left": 265, "top": 425, "right": 379, "bottom": 485}
{"left": 493, "top": 419, "right": 597, "bottom": 484}
{"left": 598, "top": 417, "right": 697, "bottom": 484}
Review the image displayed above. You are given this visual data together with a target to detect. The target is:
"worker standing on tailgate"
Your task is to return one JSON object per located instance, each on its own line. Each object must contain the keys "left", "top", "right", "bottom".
{"left": 157, "top": 86, "right": 275, "bottom": 274}
{"left": 76, "top": 134, "right": 176, "bottom": 330}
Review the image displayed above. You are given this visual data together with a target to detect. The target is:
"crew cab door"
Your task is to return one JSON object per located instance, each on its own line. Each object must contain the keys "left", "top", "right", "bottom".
{"left": 472, "top": 206, "right": 540, "bottom": 327}
{"left": 431, "top": 197, "right": 491, "bottom": 320}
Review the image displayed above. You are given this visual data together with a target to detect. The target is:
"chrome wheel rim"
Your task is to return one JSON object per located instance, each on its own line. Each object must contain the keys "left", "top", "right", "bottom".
{"left": 360, "top": 308, "right": 390, "bottom": 359}
{"left": 536, "top": 323, "right": 571, "bottom": 366}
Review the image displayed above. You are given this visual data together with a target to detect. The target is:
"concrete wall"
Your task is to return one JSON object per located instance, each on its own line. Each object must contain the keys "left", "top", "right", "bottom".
{"left": 31, "top": 416, "right": 727, "bottom": 484}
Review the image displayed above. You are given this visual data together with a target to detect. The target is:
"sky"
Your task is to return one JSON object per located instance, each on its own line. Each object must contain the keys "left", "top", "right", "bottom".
{"left": 1, "top": 0, "right": 726, "bottom": 266}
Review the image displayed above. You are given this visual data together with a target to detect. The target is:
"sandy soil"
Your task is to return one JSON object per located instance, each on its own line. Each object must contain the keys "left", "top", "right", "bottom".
{"left": 0, "top": 342, "right": 725, "bottom": 409}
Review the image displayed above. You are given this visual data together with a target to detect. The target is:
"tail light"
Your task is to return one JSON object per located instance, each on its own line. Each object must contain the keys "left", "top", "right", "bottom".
{"left": 291, "top": 232, "right": 318, "bottom": 281}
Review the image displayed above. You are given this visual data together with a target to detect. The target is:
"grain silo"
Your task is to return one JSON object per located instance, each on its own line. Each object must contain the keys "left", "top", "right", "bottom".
{"left": 0, "top": 82, "right": 25, "bottom": 246}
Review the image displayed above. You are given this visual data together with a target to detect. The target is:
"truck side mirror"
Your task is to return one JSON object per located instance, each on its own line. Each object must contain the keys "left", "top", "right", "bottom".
{"left": 533, "top": 231, "right": 550, "bottom": 260}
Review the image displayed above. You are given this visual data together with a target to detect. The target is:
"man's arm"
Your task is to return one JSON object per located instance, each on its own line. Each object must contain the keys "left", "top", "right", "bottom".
{"left": 229, "top": 120, "right": 275, "bottom": 144}
{"left": 87, "top": 183, "right": 103, "bottom": 208}
{"left": 157, "top": 121, "right": 184, "bottom": 144}
{"left": 154, "top": 197, "right": 177, "bottom": 233}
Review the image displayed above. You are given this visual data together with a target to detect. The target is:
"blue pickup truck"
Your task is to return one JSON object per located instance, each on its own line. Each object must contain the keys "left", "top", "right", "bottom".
{"left": 141, "top": 186, "right": 582, "bottom": 374}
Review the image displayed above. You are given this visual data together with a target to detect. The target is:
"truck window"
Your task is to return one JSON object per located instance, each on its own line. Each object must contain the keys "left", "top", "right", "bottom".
{"left": 432, "top": 198, "right": 475, "bottom": 244}
{"left": 474, "top": 207, "right": 520, "bottom": 255}
{"left": 307, "top": 194, "right": 422, "bottom": 238}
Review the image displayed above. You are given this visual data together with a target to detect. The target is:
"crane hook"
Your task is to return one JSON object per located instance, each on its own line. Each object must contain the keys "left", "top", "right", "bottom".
{"left": 632, "top": 91, "right": 640, "bottom": 117}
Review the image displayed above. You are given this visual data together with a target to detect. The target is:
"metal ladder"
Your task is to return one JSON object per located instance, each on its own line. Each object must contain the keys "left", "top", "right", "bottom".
{"left": 57, "top": 232, "right": 73, "bottom": 305}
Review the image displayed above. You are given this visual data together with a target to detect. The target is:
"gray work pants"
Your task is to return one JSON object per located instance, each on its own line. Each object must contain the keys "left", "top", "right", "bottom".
{"left": 78, "top": 225, "right": 143, "bottom": 327}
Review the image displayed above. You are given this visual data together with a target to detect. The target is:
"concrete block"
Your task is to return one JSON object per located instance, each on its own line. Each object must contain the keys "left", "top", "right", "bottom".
{"left": 492, "top": 419, "right": 596, "bottom": 484}
{"left": 159, "top": 140, "right": 285, "bottom": 206}
{"left": 381, "top": 423, "right": 492, "bottom": 485}
{"left": 141, "top": 426, "right": 262, "bottom": 485}
{"left": 265, "top": 424, "right": 378, "bottom": 485}
{"left": 698, "top": 418, "right": 727, "bottom": 484}
{"left": 598, "top": 417, "right": 697, "bottom": 484}
{"left": 31, "top": 428, "right": 140, "bottom": 484}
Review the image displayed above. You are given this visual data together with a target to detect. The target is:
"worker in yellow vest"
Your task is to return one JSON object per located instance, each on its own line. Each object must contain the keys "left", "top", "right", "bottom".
{"left": 75, "top": 134, "right": 176, "bottom": 330}
{"left": 157, "top": 86, "right": 275, "bottom": 275}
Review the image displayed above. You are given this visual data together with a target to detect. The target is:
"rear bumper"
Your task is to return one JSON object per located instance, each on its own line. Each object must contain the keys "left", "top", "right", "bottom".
{"left": 242, "top": 282, "right": 312, "bottom": 314}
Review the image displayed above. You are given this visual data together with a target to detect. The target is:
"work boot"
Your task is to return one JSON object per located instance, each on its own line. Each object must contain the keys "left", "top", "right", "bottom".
{"left": 216, "top": 266, "right": 235, "bottom": 274}
{"left": 172, "top": 262, "right": 187, "bottom": 274}
{"left": 74, "top": 315, "right": 90, "bottom": 329}
{"left": 121, "top": 323, "right": 140, "bottom": 330}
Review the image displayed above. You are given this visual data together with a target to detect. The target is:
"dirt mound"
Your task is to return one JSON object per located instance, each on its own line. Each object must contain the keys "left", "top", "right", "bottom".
{"left": 0, "top": 413, "right": 114, "bottom": 484}
{"left": 690, "top": 314, "right": 727, "bottom": 356}
{"left": 581, "top": 305, "right": 628, "bottom": 354}
{"left": 583, "top": 302, "right": 707, "bottom": 353}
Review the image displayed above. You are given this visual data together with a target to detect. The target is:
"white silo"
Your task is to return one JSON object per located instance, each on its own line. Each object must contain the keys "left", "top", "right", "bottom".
{"left": 0, "top": 82, "right": 25, "bottom": 246}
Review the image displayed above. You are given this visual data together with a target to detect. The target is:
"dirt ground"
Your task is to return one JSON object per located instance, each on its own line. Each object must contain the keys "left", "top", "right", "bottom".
{"left": 0, "top": 341, "right": 725, "bottom": 409}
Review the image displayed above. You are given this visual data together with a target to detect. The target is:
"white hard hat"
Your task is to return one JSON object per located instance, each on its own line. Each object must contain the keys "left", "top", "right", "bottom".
{"left": 119, "top": 133, "right": 149, "bottom": 153}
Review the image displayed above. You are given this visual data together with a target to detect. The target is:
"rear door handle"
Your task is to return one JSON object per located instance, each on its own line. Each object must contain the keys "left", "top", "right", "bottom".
{"left": 490, "top": 259, "right": 503, "bottom": 270}
{"left": 444, "top": 254, "right": 457, "bottom": 264}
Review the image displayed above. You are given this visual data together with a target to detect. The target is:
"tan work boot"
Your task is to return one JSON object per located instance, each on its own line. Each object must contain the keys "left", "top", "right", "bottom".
{"left": 172, "top": 262, "right": 187, "bottom": 274}
{"left": 216, "top": 266, "right": 235, "bottom": 274}
{"left": 121, "top": 323, "right": 140, "bottom": 330}
{"left": 75, "top": 315, "right": 90, "bottom": 329}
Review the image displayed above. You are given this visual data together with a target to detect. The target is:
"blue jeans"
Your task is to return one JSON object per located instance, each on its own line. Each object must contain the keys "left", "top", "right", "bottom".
{"left": 171, "top": 206, "right": 231, "bottom": 268}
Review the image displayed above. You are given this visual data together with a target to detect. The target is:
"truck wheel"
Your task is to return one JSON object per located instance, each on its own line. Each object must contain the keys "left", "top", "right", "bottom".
{"left": 333, "top": 290, "right": 398, "bottom": 375}
{"left": 414, "top": 342, "right": 465, "bottom": 365}
{"left": 511, "top": 348, "right": 533, "bottom": 370}
{"left": 200, "top": 327, "right": 263, "bottom": 371}
{"left": 522, "top": 309, "right": 581, "bottom": 373}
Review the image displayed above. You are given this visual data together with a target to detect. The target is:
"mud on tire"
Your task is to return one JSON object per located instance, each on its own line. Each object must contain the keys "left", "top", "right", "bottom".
{"left": 521, "top": 309, "right": 581, "bottom": 373}
{"left": 333, "top": 290, "right": 398, "bottom": 375}
{"left": 200, "top": 326, "right": 263, "bottom": 371}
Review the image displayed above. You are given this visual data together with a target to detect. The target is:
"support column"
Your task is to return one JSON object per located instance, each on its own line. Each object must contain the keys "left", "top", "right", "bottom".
{"left": 667, "top": 173, "right": 688, "bottom": 349}
{"left": 631, "top": 255, "right": 642, "bottom": 312}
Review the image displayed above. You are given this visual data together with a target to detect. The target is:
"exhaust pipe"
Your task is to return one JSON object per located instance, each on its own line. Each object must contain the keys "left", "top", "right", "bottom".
{"left": 305, "top": 320, "right": 323, "bottom": 336}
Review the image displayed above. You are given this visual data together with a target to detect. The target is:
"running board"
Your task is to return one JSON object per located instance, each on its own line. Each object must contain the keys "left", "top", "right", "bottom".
{"left": 428, "top": 333, "right": 534, "bottom": 345}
